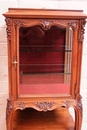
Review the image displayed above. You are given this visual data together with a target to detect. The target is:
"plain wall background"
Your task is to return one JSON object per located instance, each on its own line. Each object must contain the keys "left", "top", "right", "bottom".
{"left": 0, "top": 0, "right": 87, "bottom": 130}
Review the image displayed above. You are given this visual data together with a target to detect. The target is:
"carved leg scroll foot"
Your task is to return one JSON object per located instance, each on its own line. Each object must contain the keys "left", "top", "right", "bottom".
{"left": 6, "top": 97, "right": 14, "bottom": 130}
{"left": 62, "top": 97, "right": 82, "bottom": 130}
{"left": 74, "top": 94, "right": 83, "bottom": 130}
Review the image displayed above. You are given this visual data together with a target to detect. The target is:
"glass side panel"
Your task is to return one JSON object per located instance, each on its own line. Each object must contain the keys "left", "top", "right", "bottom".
{"left": 19, "top": 25, "right": 72, "bottom": 95}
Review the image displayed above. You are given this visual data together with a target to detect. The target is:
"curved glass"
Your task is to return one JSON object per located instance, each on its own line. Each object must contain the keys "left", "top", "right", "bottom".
{"left": 19, "top": 25, "right": 72, "bottom": 96}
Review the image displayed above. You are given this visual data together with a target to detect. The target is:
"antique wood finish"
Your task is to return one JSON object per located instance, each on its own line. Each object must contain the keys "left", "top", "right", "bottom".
{"left": 3, "top": 8, "right": 87, "bottom": 130}
{"left": 13, "top": 107, "right": 74, "bottom": 130}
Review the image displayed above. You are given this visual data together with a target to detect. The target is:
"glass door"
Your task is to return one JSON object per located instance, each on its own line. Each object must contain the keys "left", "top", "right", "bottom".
{"left": 18, "top": 25, "right": 72, "bottom": 96}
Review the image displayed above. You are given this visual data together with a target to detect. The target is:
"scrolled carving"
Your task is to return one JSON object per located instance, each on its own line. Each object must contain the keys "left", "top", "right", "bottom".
{"left": 35, "top": 101, "right": 55, "bottom": 112}
{"left": 78, "top": 20, "right": 86, "bottom": 42}
{"left": 13, "top": 19, "right": 24, "bottom": 28}
{"left": 5, "top": 18, "right": 11, "bottom": 40}
{"left": 6, "top": 97, "right": 13, "bottom": 119}
{"left": 40, "top": 20, "right": 53, "bottom": 30}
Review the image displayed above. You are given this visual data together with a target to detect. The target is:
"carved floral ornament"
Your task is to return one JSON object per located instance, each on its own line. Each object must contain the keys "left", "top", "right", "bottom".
{"left": 62, "top": 100, "right": 74, "bottom": 108}
{"left": 76, "top": 94, "right": 83, "bottom": 117}
{"left": 40, "top": 20, "right": 69, "bottom": 30}
{"left": 13, "top": 19, "right": 24, "bottom": 27}
{"left": 13, "top": 19, "right": 77, "bottom": 31}
{"left": 12, "top": 19, "right": 68, "bottom": 31}
{"left": 5, "top": 18, "right": 11, "bottom": 40}
{"left": 35, "top": 102, "right": 55, "bottom": 112}
{"left": 78, "top": 19, "right": 86, "bottom": 42}
{"left": 15, "top": 101, "right": 55, "bottom": 111}
{"left": 68, "top": 22, "right": 77, "bottom": 29}
{"left": 40, "top": 20, "right": 53, "bottom": 30}
{"left": 6, "top": 97, "right": 13, "bottom": 119}
{"left": 77, "top": 95, "right": 83, "bottom": 117}
{"left": 15, "top": 102, "right": 29, "bottom": 110}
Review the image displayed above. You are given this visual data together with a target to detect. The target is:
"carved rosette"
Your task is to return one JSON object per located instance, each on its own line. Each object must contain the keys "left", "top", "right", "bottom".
{"left": 68, "top": 22, "right": 77, "bottom": 29}
{"left": 5, "top": 18, "right": 11, "bottom": 41}
{"left": 40, "top": 20, "right": 53, "bottom": 30}
{"left": 78, "top": 20, "right": 86, "bottom": 42}
{"left": 35, "top": 102, "right": 55, "bottom": 112}
{"left": 13, "top": 19, "right": 24, "bottom": 28}
{"left": 6, "top": 97, "right": 13, "bottom": 119}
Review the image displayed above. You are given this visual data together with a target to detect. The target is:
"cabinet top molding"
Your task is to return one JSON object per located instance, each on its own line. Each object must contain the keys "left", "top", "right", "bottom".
{"left": 3, "top": 8, "right": 87, "bottom": 19}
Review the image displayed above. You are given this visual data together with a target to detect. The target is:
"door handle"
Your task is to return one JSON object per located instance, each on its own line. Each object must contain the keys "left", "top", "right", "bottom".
{"left": 13, "top": 54, "right": 17, "bottom": 70}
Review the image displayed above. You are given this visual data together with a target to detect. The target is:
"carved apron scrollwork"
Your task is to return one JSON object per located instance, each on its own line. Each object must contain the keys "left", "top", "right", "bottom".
{"left": 35, "top": 101, "right": 55, "bottom": 112}
{"left": 62, "top": 100, "right": 74, "bottom": 108}
{"left": 15, "top": 102, "right": 29, "bottom": 110}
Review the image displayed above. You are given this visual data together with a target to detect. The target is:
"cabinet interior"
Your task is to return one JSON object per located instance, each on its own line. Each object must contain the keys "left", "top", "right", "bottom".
{"left": 19, "top": 25, "right": 72, "bottom": 95}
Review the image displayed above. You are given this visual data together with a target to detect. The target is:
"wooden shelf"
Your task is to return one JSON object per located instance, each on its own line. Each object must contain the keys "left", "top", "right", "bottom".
{"left": 13, "top": 107, "right": 74, "bottom": 130}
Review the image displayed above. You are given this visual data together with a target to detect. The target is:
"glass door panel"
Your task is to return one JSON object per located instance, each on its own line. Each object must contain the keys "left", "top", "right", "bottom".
{"left": 19, "top": 25, "right": 72, "bottom": 95}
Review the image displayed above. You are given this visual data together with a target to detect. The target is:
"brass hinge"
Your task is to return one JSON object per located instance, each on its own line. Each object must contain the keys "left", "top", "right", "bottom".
{"left": 13, "top": 54, "right": 17, "bottom": 70}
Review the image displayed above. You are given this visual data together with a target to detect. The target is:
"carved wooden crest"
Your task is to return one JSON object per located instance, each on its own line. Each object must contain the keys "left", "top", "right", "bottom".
{"left": 40, "top": 20, "right": 53, "bottom": 30}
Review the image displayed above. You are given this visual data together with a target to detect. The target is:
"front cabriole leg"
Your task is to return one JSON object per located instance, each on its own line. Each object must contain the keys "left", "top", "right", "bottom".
{"left": 6, "top": 97, "right": 14, "bottom": 130}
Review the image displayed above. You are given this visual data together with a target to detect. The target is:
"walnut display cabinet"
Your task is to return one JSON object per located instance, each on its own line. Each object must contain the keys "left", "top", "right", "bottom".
{"left": 3, "top": 8, "right": 87, "bottom": 130}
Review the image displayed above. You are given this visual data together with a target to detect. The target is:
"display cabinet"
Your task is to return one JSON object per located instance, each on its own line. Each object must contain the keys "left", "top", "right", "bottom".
{"left": 3, "top": 8, "right": 87, "bottom": 130}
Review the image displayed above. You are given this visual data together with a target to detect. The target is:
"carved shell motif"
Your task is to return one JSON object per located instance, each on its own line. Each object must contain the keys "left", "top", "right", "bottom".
{"left": 40, "top": 20, "right": 53, "bottom": 30}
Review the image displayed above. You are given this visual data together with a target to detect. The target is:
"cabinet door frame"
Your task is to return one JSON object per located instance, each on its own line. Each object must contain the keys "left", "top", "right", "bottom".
{"left": 11, "top": 18, "right": 79, "bottom": 100}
